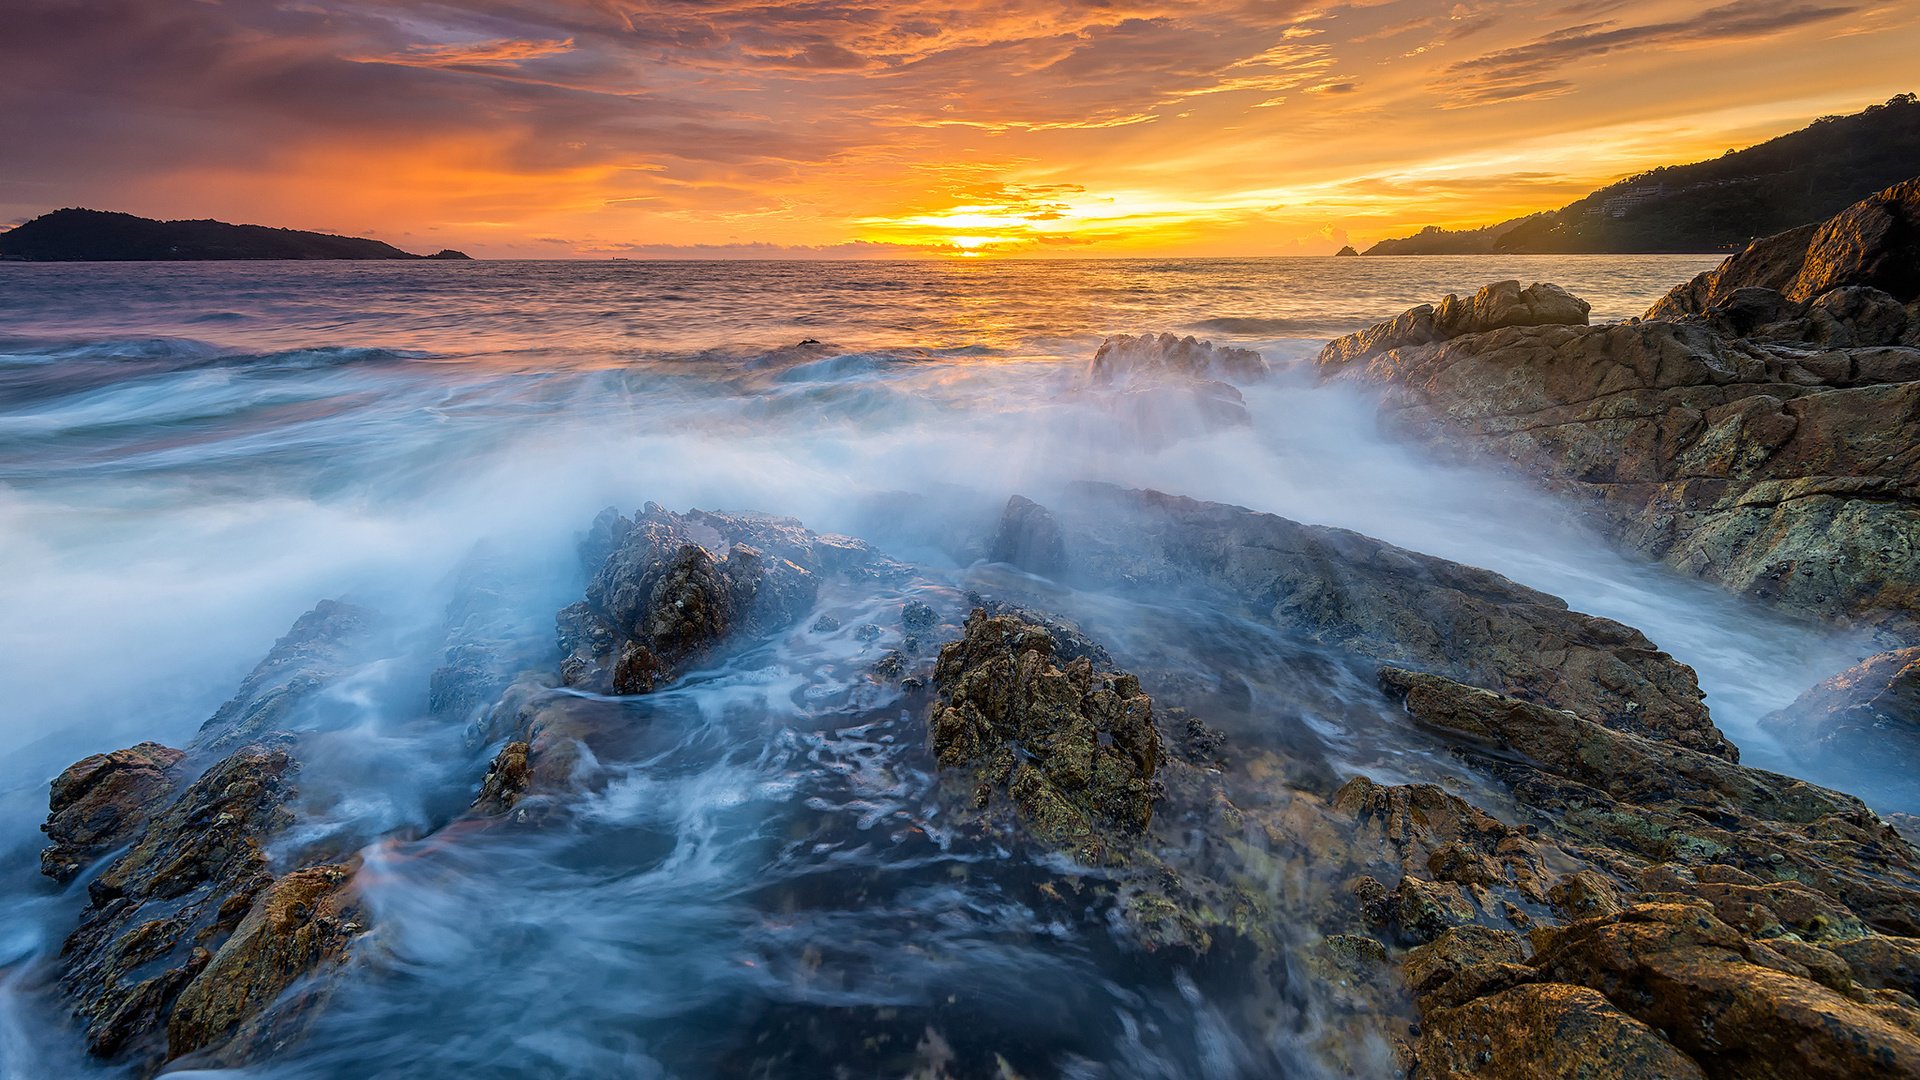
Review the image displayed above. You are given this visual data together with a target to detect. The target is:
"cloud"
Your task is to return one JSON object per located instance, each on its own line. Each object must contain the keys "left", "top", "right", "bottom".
{"left": 1440, "top": 0, "right": 1863, "bottom": 105}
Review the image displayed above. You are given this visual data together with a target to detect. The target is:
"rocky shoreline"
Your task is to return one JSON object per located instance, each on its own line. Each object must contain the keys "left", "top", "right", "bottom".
{"left": 25, "top": 178, "right": 1920, "bottom": 1078}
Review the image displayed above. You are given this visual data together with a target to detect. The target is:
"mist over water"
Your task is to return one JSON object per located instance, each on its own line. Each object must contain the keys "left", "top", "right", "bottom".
{"left": 0, "top": 255, "right": 1876, "bottom": 1077}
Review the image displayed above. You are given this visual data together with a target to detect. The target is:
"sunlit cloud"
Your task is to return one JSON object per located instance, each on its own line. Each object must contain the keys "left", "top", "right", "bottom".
{"left": 0, "top": 0, "right": 1914, "bottom": 257}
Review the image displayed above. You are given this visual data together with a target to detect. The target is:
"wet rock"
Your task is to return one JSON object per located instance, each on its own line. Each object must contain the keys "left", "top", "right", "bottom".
{"left": 1649, "top": 177, "right": 1920, "bottom": 317}
{"left": 166, "top": 862, "right": 362, "bottom": 1066}
{"left": 1319, "top": 280, "right": 1590, "bottom": 368}
{"left": 40, "top": 742, "right": 185, "bottom": 883}
{"left": 930, "top": 610, "right": 1161, "bottom": 862}
{"left": 901, "top": 599, "right": 937, "bottom": 633}
{"left": 477, "top": 505, "right": 901, "bottom": 814}
{"left": 1760, "top": 647, "right": 1920, "bottom": 810}
{"left": 564, "top": 504, "right": 846, "bottom": 693}
{"left": 1050, "top": 484, "right": 1732, "bottom": 758}
{"left": 987, "top": 494, "right": 1068, "bottom": 576}
{"left": 1088, "top": 332, "right": 1269, "bottom": 385}
{"left": 191, "top": 600, "right": 378, "bottom": 753}
{"left": 59, "top": 743, "right": 297, "bottom": 1068}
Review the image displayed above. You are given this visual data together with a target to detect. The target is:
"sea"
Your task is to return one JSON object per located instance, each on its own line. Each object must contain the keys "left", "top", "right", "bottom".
{"left": 0, "top": 256, "right": 1877, "bottom": 1078}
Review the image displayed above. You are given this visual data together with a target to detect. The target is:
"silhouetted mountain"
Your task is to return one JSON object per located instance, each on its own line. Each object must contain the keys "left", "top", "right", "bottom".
{"left": 1364, "top": 94, "right": 1920, "bottom": 255}
{"left": 0, "top": 209, "right": 471, "bottom": 261}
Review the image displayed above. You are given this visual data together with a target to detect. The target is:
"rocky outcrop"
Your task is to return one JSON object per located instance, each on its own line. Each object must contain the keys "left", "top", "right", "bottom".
{"left": 1318, "top": 280, "right": 1589, "bottom": 368}
{"left": 555, "top": 504, "right": 870, "bottom": 694}
{"left": 1761, "top": 647, "right": 1920, "bottom": 810}
{"left": 1087, "top": 332, "right": 1268, "bottom": 385}
{"left": 1317, "top": 268, "right": 1920, "bottom": 639}
{"left": 1335, "top": 245, "right": 1359, "bottom": 257}
{"left": 40, "top": 742, "right": 184, "bottom": 883}
{"left": 1044, "top": 483, "right": 1732, "bottom": 758}
{"left": 930, "top": 610, "right": 1161, "bottom": 863}
{"left": 473, "top": 505, "right": 900, "bottom": 815}
{"left": 41, "top": 604, "right": 379, "bottom": 1076}
{"left": 1359, "top": 667, "right": 1920, "bottom": 1077}
{"left": 986, "top": 494, "right": 1067, "bottom": 576}
{"left": 192, "top": 599, "right": 378, "bottom": 753}
{"left": 1650, "top": 177, "right": 1920, "bottom": 318}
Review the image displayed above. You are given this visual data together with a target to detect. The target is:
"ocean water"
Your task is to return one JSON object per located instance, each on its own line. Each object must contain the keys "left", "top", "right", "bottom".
{"left": 0, "top": 256, "right": 1877, "bottom": 1078}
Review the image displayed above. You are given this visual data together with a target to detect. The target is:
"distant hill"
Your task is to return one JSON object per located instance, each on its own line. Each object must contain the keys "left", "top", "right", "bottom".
{"left": 0, "top": 209, "right": 471, "bottom": 261}
{"left": 1364, "top": 94, "right": 1920, "bottom": 255}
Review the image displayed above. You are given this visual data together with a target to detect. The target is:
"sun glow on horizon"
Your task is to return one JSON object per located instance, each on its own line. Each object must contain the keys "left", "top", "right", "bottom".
{"left": 4, "top": 0, "right": 1916, "bottom": 257}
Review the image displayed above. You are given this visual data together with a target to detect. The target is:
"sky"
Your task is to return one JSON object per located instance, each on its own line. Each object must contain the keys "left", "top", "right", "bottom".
{"left": 2, "top": 0, "right": 1916, "bottom": 258}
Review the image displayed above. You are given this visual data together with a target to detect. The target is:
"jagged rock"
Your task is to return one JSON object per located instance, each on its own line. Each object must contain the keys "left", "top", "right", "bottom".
{"left": 930, "top": 610, "right": 1160, "bottom": 862}
{"left": 1047, "top": 484, "right": 1732, "bottom": 758}
{"left": 191, "top": 600, "right": 378, "bottom": 753}
{"left": 165, "top": 862, "right": 362, "bottom": 1065}
{"left": 1319, "top": 280, "right": 1589, "bottom": 368}
{"left": 1318, "top": 194, "right": 1920, "bottom": 639}
{"left": 1760, "top": 647, "right": 1920, "bottom": 809}
{"left": 1414, "top": 982, "right": 1707, "bottom": 1080}
{"left": 1381, "top": 667, "right": 1920, "bottom": 936}
{"left": 476, "top": 506, "right": 898, "bottom": 814}
{"left": 1521, "top": 902, "right": 1920, "bottom": 1077}
{"left": 1320, "top": 313, "right": 1920, "bottom": 637}
{"left": 562, "top": 504, "right": 838, "bottom": 693}
{"left": 1649, "top": 177, "right": 1920, "bottom": 317}
{"left": 1087, "top": 332, "right": 1269, "bottom": 385}
{"left": 40, "top": 742, "right": 184, "bottom": 883}
{"left": 59, "top": 743, "right": 297, "bottom": 1068}
{"left": 986, "top": 494, "right": 1067, "bottom": 576}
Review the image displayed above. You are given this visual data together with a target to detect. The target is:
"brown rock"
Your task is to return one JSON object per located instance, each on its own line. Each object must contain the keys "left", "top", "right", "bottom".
{"left": 1088, "top": 332, "right": 1269, "bottom": 384}
{"left": 929, "top": 609, "right": 1161, "bottom": 861}
{"left": 1415, "top": 983, "right": 1706, "bottom": 1080}
{"left": 1320, "top": 280, "right": 1590, "bottom": 368}
{"left": 1649, "top": 177, "right": 1920, "bottom": 317}
{"left": 59, "top": 743, "right": 297, "bottom": 1069}
{"left": 166, "top": 862, "right": 363, "bottom": 1064}
{"left": 41, "top": 742, "right": 185, "bottom": 883}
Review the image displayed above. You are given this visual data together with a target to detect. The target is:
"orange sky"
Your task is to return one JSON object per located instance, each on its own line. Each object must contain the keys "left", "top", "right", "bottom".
{"left": 2, "top": 0, "right": 1916, "bottom": 257}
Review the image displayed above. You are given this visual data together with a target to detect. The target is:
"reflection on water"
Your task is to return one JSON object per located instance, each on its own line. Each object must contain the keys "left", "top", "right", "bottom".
{"left": 0, "top": 255, "right": 1875, "bottom": 1078}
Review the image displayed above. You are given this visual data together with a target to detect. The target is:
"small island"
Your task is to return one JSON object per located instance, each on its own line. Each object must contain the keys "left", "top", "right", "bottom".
{"left": 1334, "top": 245, "right": 1359, "bottom": 256}
{"left": 0, "top": 209, "right": 471, "bottom": 262}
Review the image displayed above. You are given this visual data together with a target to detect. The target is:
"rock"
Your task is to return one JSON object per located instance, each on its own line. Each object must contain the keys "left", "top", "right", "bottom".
{"left": 565, "top": 504, "right": 841, "bottom": 694}
{"left": 58, "top": 743, "right": 298, "bottom": 1069}
{"left": 1088, "top": 332, "right": 1268, "bottom": 385}
{"left": 1319, "top": 280, "right": 1589, "bottom": 368}
{"left": 476, "top": 505, "right": 900, "bottom": 814}
{"left": 1414, "top": 983, "right": 1707, "bottom": 1080}
{"left": 191, "top": 600, "right": 378, "bottom": 754}
{"left": 40, "top": 742, "right": 185, "bottom": 883}
{"left": 1380, "top": 667, "right": 1920, "bottom": 937}
{"left": 1524, "top": 902, "right": 1920, "bottom": 1077}
{"left": 165, "top": 862, "right": 362, "bottom": 1065}
{"left": 987, "top": 494, "right": 1067, "bottom": 576}
{"left": 1649, "top": 177, "right": 1920, "bottom": 318}
{"left": 1335, "top": 245, "right": 1359, "bottom": 257}
{"left": 930, "top": 610, "right": 1161, "bottom": 862}
{"left": 1048, "top": 484, "right": 1732, "bottom": 758}
{"left": 1760, "top": 648, "right": 1920, "bottom": 809}
{"left": 1318, "top": 291, "right": 1920, "bottom": 638}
